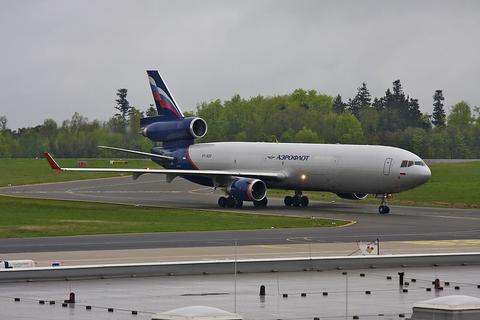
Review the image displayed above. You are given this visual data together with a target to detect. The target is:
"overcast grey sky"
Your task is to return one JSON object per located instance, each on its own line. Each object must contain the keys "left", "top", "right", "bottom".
{"left": 1, "top": 0, "right": 479, "bottom": 129}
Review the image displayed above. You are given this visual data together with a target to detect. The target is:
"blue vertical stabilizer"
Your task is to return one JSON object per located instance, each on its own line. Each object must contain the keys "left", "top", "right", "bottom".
{"left": 147, "top": 70, "right": 184, "bottom": 120}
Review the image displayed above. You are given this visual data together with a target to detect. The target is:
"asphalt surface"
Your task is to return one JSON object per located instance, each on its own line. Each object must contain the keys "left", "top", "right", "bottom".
{"left": 1, "top": 175, "right": 480, "bottom": 253}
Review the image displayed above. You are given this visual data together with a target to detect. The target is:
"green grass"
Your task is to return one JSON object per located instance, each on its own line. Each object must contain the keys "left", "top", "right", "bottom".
{"left": 269, "top": 161, "right": 480, "bottom": 208}
{"left": 0, "top": 158, "right": 155, "bottom": 187}
{"left": 0, "top": 196, "right": 348, "bottom": 238}
{"left": 392, "top": 161, "right": 480, "bottom": 208}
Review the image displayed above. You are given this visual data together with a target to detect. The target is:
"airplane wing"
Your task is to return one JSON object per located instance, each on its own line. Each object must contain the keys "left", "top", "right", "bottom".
{"left": 97, "top": 145, "right": 174, "bottom": 160}
{"left": 44, "top": 152, "right": 286, "bottom": 181}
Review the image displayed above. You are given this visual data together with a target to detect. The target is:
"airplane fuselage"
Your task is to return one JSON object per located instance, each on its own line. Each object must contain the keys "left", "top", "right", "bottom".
{"left": 169, "top": 142, "right": 431, "bottom": 194}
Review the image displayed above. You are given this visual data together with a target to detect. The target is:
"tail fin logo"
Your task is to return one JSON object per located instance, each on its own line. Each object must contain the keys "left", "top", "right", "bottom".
{"left": 147, "top": 71, "right": 184, "bottom": 119}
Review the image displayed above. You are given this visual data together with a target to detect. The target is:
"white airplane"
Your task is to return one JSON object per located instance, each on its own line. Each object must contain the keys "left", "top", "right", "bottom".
{"left": 45, "top": 70, "right": 431, "bottom": 214}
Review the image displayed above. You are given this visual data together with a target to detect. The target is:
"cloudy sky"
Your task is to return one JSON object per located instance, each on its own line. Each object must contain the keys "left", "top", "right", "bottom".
{"left": 1, "top": 0, "right": 479, "bottom": 129}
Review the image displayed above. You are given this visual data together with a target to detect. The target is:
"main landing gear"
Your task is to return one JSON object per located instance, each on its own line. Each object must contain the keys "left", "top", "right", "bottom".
{"left": 218, "top": 196, "right": 242, "bottom": 208}
{"left": 284, "top": 190, "right": 309, "bottom": 207}
{"left": 378, "top": 193, "right": 390, "bottom": 214}
{"left": 218, "top": 196, "right": 268, "bottom": 208}
{"left": 253, "top": 197, "right": 268, "bottom": 208}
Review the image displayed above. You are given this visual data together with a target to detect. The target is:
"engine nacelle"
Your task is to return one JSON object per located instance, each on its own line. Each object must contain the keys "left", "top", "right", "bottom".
{"left": 227, "top": 178, "right": 267, "bottom": 202}
{"left": 142, "top": 117, "right": 207, "bottom": 142}
{"left": 336, "top": 193, "right": 368, "bottom": 200}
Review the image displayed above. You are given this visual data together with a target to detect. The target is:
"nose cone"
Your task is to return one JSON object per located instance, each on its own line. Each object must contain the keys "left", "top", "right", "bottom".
{"left": 417, "top": 164, "right": 431, "bottom": 185}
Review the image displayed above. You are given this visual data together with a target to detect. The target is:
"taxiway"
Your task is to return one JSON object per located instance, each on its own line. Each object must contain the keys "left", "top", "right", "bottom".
{"left": 1, "top": 175, "right": 480, "bottom": 253}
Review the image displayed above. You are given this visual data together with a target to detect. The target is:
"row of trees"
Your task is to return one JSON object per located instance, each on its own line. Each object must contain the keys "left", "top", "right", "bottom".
{"left": 1, "top": 81, "right": 479, "bottom": 158}
{"left": 195, "top": 80, "right": 479, "bottom": 158}
{"left": 0, "top": 89, "right": 154, "bottom": 158}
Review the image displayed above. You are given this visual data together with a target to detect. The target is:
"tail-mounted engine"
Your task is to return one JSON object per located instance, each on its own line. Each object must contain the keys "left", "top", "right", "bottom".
{"left": 227, "top": 178, "right": 267, "bottom": 202}
{"left": 336, "top": 193, "right": 368, "bottom": 200}
{"left": 141, "top": 117, "right": 207, "bottom": 142}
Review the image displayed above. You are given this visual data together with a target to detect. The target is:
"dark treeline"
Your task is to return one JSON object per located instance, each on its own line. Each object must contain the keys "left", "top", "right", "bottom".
{"left": 0, "top": 80, "right": 479, "bottom": 158}
{"left": 0, "top": 111, "right": 154, "bottom": 158}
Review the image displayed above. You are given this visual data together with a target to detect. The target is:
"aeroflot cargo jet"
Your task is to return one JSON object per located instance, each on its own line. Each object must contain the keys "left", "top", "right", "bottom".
{"left": 45, "top": 70, "right": 431, "bottom": 214}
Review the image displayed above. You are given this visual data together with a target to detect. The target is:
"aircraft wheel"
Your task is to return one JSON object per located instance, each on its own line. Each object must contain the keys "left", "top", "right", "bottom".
{"left": 292, "top": 196, "right": 301, "bottom": 207}
{"left": 284, "top": 196, "right": 293, "bottom": 206}
{"left": 301, "top": 196, "right": 309, "bottom": 207}
{"left": 235, "top": 199, "right": 243, "bottom": 208}
{"left": 378, "top": 205, "right": 390, "bottom": 214}
{"left": 260, "top": 197, "right": 268, "bottom": 207}
{"left": 226, "top": 196, "right": 236, "bottom": 208}
{"left": 218, "top": 197, "right": 227, "bottom": 208}
{"left": 254, "top": 197, "right": 268, "bottom": 208}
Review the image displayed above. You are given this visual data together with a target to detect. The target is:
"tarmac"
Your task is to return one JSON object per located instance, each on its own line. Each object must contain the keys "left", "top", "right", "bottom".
{"left": 1, "top": 175, "right": 480, "bottom": 255}
{"left": 0, "top": 175, "right": 480, "bottom": 261}
{"left": 2, "top": 240, "right": 480, "bottom": 267}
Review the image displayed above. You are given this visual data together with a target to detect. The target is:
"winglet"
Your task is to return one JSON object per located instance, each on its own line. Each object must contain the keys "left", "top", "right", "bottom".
{"left": 43, "top": 152, "right": 62, "bottom": 173}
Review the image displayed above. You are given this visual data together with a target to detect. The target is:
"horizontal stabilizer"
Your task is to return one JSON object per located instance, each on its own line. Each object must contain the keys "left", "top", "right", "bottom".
{"left": 140, "top": 116, "right": 166, "bottom": 128}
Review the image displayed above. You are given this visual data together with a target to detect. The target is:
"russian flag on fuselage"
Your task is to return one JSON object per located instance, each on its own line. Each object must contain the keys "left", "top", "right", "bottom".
{"left": 147, "top": 70, "right": 184, "bottom": 120}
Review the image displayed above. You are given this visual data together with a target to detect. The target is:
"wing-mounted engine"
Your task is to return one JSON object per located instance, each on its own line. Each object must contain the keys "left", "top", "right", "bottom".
{"left": 336, "top": 193, "right": 368, "bottom": 200}
{"left": 141, "top": 116, "right": 207, "bottom": 143}
{"left": 227, "top": 178, "right": 267, "bottom": 202}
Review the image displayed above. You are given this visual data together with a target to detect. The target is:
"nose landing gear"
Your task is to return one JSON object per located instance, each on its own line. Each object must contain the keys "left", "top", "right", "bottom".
{"left": 284, "top": 190, "right": 309, "bottom": 207}
{"left": 378, "top": 193, "right": 390, "bottom": 214}
{"left": 379, "top": 205, "right": 390, "bottom": 214}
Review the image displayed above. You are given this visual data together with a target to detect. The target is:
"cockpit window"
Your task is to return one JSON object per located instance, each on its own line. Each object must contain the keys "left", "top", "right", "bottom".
{"left": 401, "top": 160, "right": 424, "bottom": 167}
